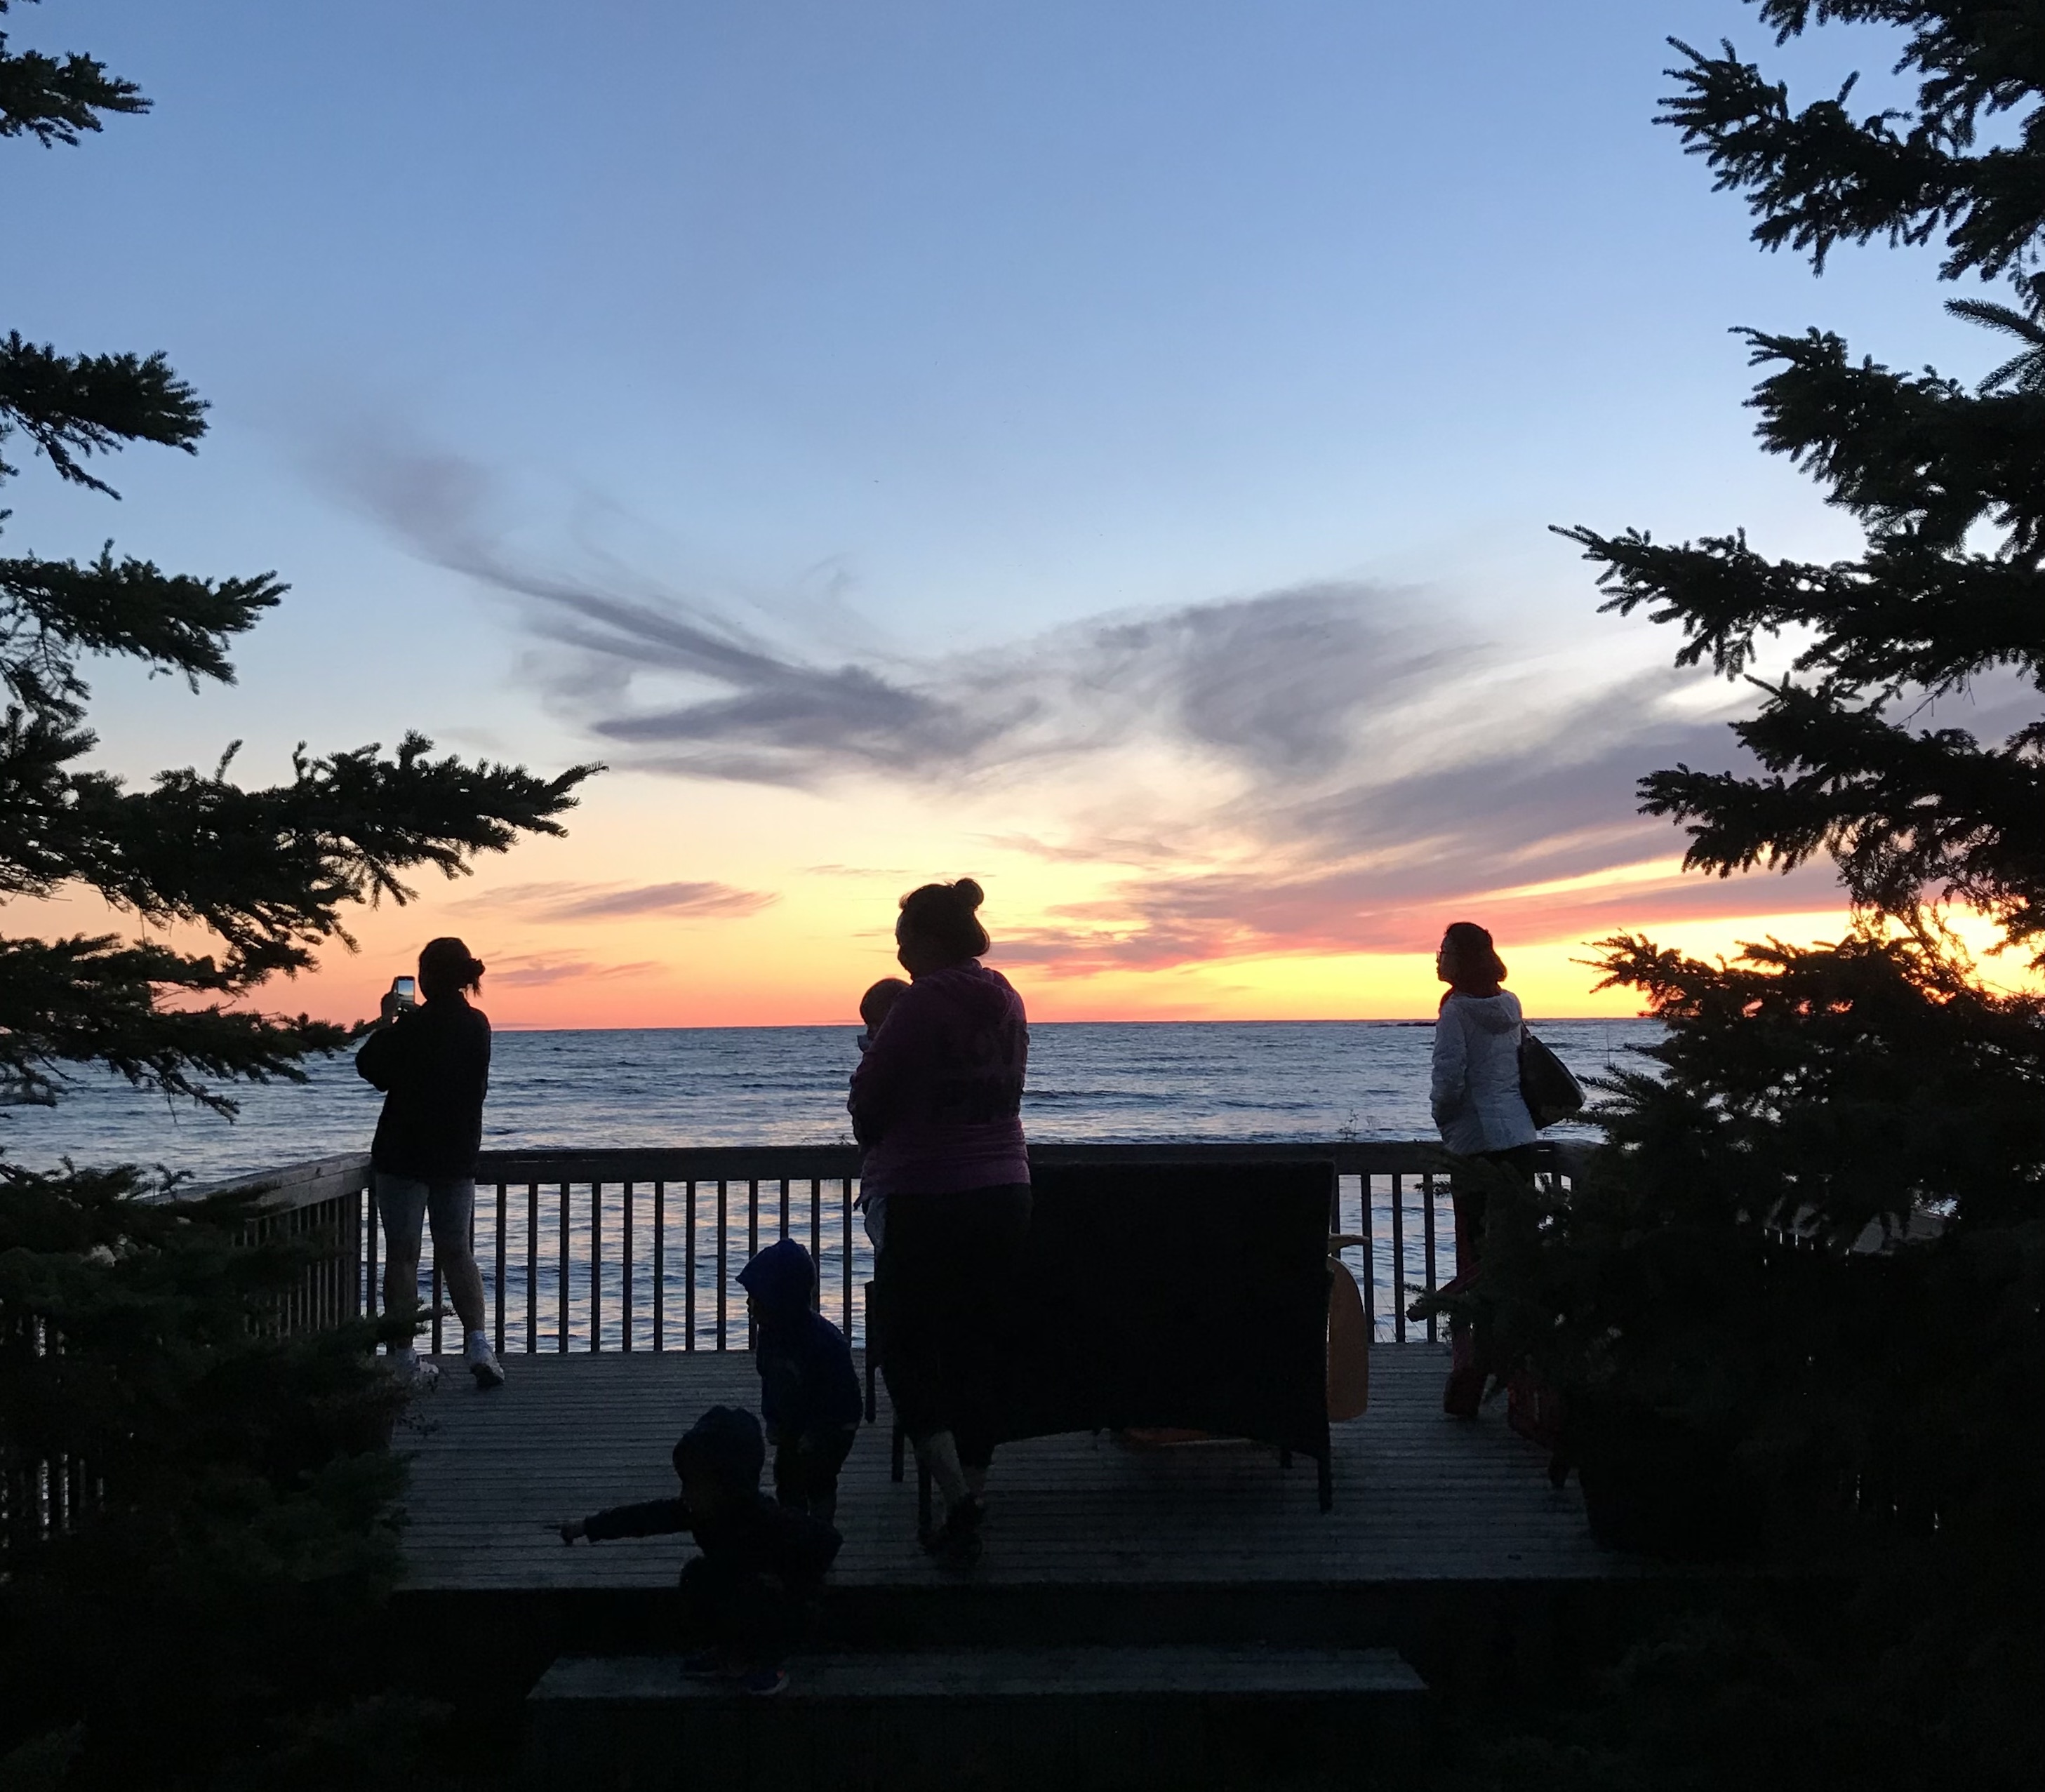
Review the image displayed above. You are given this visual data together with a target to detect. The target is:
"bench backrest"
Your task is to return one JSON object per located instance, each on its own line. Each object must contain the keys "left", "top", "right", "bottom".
{"left": 1004, "top": 1157, "right": 1335, "bottom": 1468}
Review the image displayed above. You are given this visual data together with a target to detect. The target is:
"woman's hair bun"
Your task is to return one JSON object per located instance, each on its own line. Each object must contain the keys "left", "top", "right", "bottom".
{"left": 898, "top": 878, "right": 992, "bottom": 962}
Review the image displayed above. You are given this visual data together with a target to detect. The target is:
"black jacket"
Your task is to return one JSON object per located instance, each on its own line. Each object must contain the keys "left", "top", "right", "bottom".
{"left": 355, "top": 996, "right": 491, "bottom": 1179}
{"left": 581, "top": 1490, "right": 841, "bottom": 1593}
{"left": 737, "top": 1241, "right": 863, "bottom": 1438}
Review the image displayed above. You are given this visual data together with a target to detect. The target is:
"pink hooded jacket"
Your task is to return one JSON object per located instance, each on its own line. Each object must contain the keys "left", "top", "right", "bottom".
{"left": 848, "top": 961, "right": 1030, "bottom": 1198}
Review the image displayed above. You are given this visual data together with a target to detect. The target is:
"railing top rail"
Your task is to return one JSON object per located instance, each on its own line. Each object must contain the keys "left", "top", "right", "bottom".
{"left": 175, "top": 1151, "right": 374, "bottom": 1210}
{"left": 179, "top": 1137, "right": 1600, "bottom": 1217}
{"left": 468, "top": 1138, "right": 1592, "bottom": 1181}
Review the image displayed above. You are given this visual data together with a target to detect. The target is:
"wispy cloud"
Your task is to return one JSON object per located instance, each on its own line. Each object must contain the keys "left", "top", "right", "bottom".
{"left": 343, "top": 446, "right": 1832, "bottom": 973}
{"left": 473, "top": 880, "right": 778, "bottom": 923}
{"left": 336, "top": 446, "right": 1446, "bottom": 789}
{"left": 489, "top": 955, "right": 664, "bottom": 989}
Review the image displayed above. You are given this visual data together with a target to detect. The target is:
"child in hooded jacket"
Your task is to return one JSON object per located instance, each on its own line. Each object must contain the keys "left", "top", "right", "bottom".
{"left": 559, "top": 1404, "right": 840, "bottom": 1694}
{"left": 737, "top": 1239, "right": 863, "bottom": 1522}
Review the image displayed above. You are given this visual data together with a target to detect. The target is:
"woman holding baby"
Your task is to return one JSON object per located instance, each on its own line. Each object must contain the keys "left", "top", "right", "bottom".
{"left": 848, "top": 878, "right": 1030, "bottom": 1568}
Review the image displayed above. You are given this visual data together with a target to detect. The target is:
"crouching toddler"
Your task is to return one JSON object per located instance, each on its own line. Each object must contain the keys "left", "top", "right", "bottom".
{"left": 559, "top": 1405, "right": 840, "bottom": 1695}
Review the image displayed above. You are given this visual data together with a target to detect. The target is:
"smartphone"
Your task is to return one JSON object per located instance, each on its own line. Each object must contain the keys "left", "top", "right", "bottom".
{"left": 392, "top": 975, "right": 417, "bottom": 1005}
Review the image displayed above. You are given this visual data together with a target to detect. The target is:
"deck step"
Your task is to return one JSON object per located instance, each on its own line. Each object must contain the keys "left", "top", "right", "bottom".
{"left": 525, "top": 1645, "right": 1428, "bottom": 1791}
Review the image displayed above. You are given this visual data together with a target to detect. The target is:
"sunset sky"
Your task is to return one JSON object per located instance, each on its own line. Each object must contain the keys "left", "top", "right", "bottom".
{"left": 10, "top": 1, "right": 2016, "bottom": 1027}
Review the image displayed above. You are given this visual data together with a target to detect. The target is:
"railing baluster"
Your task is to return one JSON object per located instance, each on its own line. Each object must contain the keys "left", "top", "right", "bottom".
{"left": 686, "top": 1179, "right": 698, "bottom": 1352}
{"left": 621, "top": 1179, "right": 634, "bottom": 1353}
{"left": 591, "top": 1182, "right": 604, "bottom": 1353}
{"left": 557, "top": 1182, "right": 570, "bottom": 1353}
{"left": 841, "top": 1178, "right": 853, "bottom": 1339}
{"left": 494, "top": 1181, "right": 507, "bottom": 1356}
{"left": 810, "top": 1179, "right": 822, "bottom": 1310}
{"left": 1359, "top": 1174, "right": 1375, "bottom": 1341}
{"left": 715, "top": 1179, "right": 728, "bottom": 1351}
{"left": 1392, "top": 1172, "right": 1406, "bottom": 1344}
{"left": 747, "top": 1179, "right": 760, "bottom": 1350}
{"left": 780, "top": 1175, "right": 791, "bottom": 1242}
{"left": 432, "top": 1256, "right": 445, "bottom": 1355}
{"left": 1421, "top": 1169, "right": 1439, "bottom": 1344}
{"left": 653, "top": 1179, "right": 666, "bottom": 1352}
{"left": 526, "top": 1182, "right": 538, "bottom": 1353}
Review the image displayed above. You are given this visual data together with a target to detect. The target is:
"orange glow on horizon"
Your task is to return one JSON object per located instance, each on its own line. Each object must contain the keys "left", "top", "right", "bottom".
{"left": 22, "top": 770, "right": 2033, "bottom": 1032}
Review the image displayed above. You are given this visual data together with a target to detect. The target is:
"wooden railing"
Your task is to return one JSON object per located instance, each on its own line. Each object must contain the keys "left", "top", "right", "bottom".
{"left": 187, "top": 1140, "right": 1592, "bottom": 1356}
{"left": 6, "top": 1140, "right": 1588, "bottom": 1550}
{"left": 2, "top": 1156, "right": 376, "bottom": 1554}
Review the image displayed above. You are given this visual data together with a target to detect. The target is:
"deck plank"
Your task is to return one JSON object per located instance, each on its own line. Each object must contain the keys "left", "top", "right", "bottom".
{"left": 396, "top": 1346, "right": 1624, "bottom": 1592}
{"left": 534, "top": 1645, "right": 1427, "bottom": 1701}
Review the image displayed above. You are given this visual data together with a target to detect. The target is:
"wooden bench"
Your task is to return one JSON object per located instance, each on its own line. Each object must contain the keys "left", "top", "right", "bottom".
{"left": 867, "top": 1158, "right": 1338, "bottom": 1511}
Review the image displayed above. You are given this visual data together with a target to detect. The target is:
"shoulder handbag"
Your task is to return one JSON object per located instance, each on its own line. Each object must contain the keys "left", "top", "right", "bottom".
{"left": 1518, "top": 1025, "right": 1585, "bottom": 1129}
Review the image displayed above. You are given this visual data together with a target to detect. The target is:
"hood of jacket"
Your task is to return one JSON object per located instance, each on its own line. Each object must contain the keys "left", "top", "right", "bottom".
{"left": 904, "top": 960, "right": 1021, "bottom": 1029}
{"left": 672, "top": 1404, "right": 765, "bottom": 1492}
{"left": 1445, "top": 990, "right": 1522, "bottom": 1035}
{"left": 737, "top": 1238, "right": 815, "bottom": 1320}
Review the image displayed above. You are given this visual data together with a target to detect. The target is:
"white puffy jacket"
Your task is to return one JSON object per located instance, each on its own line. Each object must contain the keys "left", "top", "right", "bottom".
{"left": 1430, "top": 990, "right": 1538, "bottom": 1155}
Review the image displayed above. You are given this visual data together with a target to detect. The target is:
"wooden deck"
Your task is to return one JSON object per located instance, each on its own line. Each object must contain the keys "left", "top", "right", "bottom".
{"left": 397, "top": 1346, "right": 1625, "bottom": 1597}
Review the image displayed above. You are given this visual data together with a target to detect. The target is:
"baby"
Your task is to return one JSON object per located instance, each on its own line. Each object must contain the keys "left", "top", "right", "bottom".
{"left": 859, "top": 976, "right": 908, "bottom": 1041}
{"left": 852, "top": 977, "right": 908, "bottom": 1251}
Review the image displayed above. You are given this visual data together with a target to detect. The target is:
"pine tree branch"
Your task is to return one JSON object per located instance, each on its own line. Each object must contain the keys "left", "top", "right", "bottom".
{"left": 1559, "top": 523, "right": 2045, "bottom": 695}
{"left": 0, "top": 702, "right": 113, "bottom": 896}
{"left": 1640, "top": 679, "right": 2045, "bottom": 950}
{"left": 1587, "top": 923, "right": 2045, "bottom": 1229}
{"left": 0, "top": 332, "right": 206, "bottom": 493}
{"left": 0, "top": 726, "right": 600, "bottom": 984}
{"left": 0, "top": 548, "right": 284, "bottom": 718}
{"left": 1662, "top": 36, "right": 1963, "bottom": 275}
{"left": 0, "top": 3, "right": 148, "bottom": 149}
{"left": 1740, "top": 326, "right": 2045, "bottom": 556}
{"left": 0, "top": 932, "right": 347, "bottom": 1112}
{"left": 1663, "top": 11, "right": 2045, "bottom": 281}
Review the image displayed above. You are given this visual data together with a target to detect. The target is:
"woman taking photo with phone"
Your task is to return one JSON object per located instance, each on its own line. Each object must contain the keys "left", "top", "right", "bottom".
{"left": 356, "top": 936, "right": 504, "bottom": 1391}
{"left": 1429, "top": 921, "right": 1536, "bottom": 1419}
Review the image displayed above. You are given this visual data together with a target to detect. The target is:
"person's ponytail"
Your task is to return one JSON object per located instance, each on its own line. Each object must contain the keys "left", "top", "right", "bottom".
{"left": 418, "top": 936, "right": 486, "bottom": 999}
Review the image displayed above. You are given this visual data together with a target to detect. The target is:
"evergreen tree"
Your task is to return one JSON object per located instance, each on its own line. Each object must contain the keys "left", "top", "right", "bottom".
{"left": 0, "top": 6, "right": 597, "bottom": 1784}
{"left": 1449, "top": 8, "right": 2045, "bottom": 1785}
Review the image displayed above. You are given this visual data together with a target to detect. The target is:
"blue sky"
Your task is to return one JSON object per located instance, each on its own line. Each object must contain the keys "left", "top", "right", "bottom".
{"left": 4, "top": 1, "right": 2006, "bottom": 1021}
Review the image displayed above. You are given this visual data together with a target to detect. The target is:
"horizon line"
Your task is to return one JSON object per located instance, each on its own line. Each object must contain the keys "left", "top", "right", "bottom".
{"left": 483, "top": 1013, "right": 1652, "bottom": 1032}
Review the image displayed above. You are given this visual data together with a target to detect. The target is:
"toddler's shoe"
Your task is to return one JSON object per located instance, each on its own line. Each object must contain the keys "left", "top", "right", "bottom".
{"left": 740, "top": 1667, "right": 787, "bottom": 1697}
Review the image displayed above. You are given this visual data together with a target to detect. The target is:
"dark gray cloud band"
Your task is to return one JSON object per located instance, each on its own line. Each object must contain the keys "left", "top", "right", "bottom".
{"left": 349, "top": 448, "right": 1831, "bottom": 970}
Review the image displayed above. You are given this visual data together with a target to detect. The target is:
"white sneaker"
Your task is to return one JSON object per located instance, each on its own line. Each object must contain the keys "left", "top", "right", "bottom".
{"left": 465, "top": 1335, "right": 506, "bottom": 1391}
{"left": 388, "top": 1349, "right": 440, "bottom": 1393}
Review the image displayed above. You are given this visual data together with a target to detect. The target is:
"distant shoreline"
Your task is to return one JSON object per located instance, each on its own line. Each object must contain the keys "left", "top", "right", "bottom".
{"left": 485, "top": 1015, "right": 1643, "bottom": 1033}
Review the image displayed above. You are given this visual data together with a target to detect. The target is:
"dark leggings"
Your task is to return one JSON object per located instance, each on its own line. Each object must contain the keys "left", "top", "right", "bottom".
{"left": 1449, "top": 1145, "right": 1538, "bottom": 1375}
{"left": 878, "top": 1184, "right": 1032, "bottom": 1471}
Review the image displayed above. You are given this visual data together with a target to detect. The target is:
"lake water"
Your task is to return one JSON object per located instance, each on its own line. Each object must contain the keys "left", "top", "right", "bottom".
{"left": 5, "top": 1019, "right": 1657, "bottom": 1349}
{"left": 4, "top": 1018, "right": 1657, "bottom": 1182}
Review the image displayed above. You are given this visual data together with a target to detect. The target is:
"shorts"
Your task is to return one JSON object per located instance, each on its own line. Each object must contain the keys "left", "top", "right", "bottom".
{"left": 374, "top": 1172, "right": 476, "bottom": 1258}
